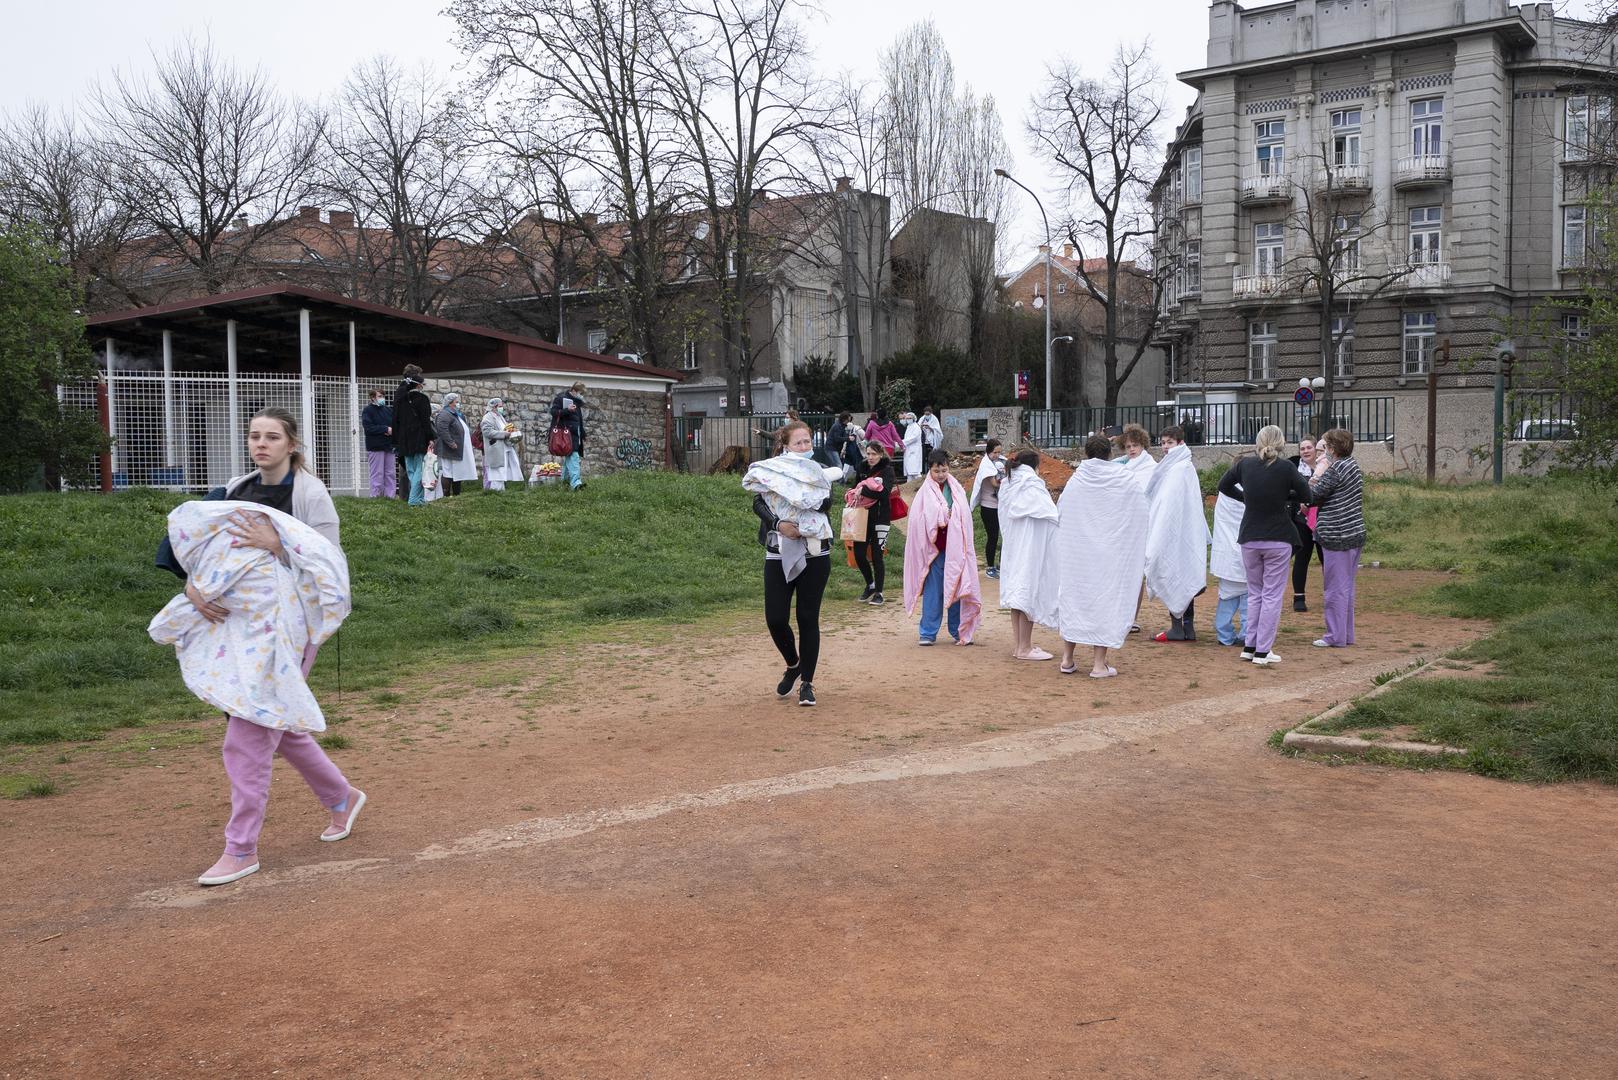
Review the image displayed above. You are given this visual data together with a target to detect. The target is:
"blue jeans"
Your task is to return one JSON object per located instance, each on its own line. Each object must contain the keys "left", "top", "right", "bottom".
{"left": 1215, "top": 592, "right": 1248, "bottom": 646}
{"left": 403, "top": 453, "right": 426, "bottom": 506}
{"left": 919, "top": 554, "right": 960, "bottom": 643}
{"left": 562, "top": 450, "right": 583, "bottom": 489}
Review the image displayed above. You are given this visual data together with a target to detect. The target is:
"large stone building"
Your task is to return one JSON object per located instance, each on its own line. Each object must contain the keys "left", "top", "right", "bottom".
{"left": 1152, "top": 0, "right": 1603, "bottom": 454}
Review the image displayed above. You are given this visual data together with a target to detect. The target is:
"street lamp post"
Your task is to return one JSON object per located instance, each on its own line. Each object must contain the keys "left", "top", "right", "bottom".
{"left": 996, "top": 168, "right": 1054, "bottom": 411}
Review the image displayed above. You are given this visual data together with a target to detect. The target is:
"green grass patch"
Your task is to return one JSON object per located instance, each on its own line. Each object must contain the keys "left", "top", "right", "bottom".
{"left": 0, "top": 773, "right": 59, "bottom": 799}
{"left": 1293, "top": 475, "right": 1618, "bottom": 783}
{"left": 0, "top": 472, "right": 885, "bottom": 749}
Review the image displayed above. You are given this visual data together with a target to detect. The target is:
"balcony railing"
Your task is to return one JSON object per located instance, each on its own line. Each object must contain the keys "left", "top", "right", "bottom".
{"left": 1316, "top": 162, "right": 1371, "bottom": 192}
{"left": 1400, "top": 260, "right": 1452, "bottom": 289}
{"left": 1395, "top": 153, "right": 1451, "bottom": 187}
{"left": 1240, "top": 167, "right": 1292, "bottom": 203}
{"left": 1233, "top": 273, "right": 1287, "bottom": 299}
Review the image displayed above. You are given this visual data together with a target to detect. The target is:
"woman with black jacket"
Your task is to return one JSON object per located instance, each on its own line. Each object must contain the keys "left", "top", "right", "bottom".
{"left": 1217, "top": 425, "right": 1312, "bottom": 666}
{"left": 849, "top": 442, "right": 897, "bottom": 605}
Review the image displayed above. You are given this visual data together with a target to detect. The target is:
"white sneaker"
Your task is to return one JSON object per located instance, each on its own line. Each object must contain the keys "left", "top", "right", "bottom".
{"left": 1253, "top": 652, "right": 1284, "bottom": 666}
{"left": 1239, "top": 648, "right": 1256, "bottom": 662}
{"left": 1312, "top": 639, "right": 1331, "bottom": 648}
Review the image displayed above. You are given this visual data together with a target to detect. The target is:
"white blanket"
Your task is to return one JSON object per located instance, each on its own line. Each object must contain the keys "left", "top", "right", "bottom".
{"left": 1142, "top": 444, "right": 1209, "bottom": 617}
{"left": 1210, "top": 490, "right": 1247, "bottom": 588}
{"left": 743, "top": 454, "right": 839, "bottom": 581}
{"left": 1121, "top": 449, "right": 1158, "bottom": 491}
{"left": 996, "top": 465, "right": 1062, "bottom": 628}
{"left": 148, "top": 501, "right": 351, "bottom": 733}
{"left": 1057, "top": 458, "right": 1148, "bottom": 649}
{"left": 968, "top": 454, "right": 1002, "bottom": 509}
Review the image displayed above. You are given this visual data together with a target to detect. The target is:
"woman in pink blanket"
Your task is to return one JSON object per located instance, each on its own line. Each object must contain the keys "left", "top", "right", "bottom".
{"left": 903, "top": 450, "right": 982, "bottom": 646}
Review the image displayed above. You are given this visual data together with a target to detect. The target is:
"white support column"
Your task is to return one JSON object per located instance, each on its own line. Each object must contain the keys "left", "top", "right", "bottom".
{"left": 104, "top": 338, "right": 118, "bottom": 478}
{"left": 161, "top": 330, "right": 176, "bottom": 474}
{"left": 299, "top": 308, "right": 316, "bottom": 470}
{"left": 227, "top": 319, "right": 242, "bottom": 478}
{"left": 348, "top": 320, "right": 361, "bottom": 495}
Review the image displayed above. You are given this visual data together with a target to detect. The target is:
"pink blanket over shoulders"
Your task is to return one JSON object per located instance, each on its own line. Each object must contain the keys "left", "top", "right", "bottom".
{"left": 902, "top": 475, "right": 982, "bottom": 642}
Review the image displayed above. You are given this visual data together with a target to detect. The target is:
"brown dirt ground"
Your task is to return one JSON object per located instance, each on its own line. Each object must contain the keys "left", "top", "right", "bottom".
{"left": 3, "top": 567, "right": 1617, "bottom": 1079}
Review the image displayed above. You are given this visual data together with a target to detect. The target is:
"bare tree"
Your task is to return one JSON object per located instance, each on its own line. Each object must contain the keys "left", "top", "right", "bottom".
{"left": 0, "top": 105, "right": 140, "bottom": 309}
{"left": 93, "top": 37, "right": 323, "bottom": 296}
{"left": 452, "top": 0, "right": 688, "bottom": 369}
{"left": 1028, "top": 46, "right": 1165, "bottom": 412}
{"left": 951, "top": 88, "right": 1011, "bottom": 361}
{"left": 319, "top": 57, "right": 494, "bottom": 314}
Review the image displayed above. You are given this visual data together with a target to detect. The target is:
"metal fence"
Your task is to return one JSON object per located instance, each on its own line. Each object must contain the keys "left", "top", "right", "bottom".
{"left": 62, "top": 370, "right": 398, "bottom": 494}
{"left": 1026, "top": 396, "right": 1397, "bottom": 449}
{"left": 673, "top": 412, "right": 836, "bottom": 473}
{"left": 1508, "top": 391, "right": 1581, "bottom": 441}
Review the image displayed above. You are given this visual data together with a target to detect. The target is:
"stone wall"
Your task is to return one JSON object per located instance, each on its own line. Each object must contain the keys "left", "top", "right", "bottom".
{"left": 424, "top": 376, "right": 667, "bottom": 477}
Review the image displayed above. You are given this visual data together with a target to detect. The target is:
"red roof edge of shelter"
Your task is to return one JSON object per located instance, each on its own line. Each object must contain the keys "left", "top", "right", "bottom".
{"left": 85, "top": 283, "right": 684, "bottom": 383}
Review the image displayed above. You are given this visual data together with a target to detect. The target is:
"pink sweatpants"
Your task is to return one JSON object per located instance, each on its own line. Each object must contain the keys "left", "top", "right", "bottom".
{"left": 220, "top": 643, "right": 349, "bottom": 857}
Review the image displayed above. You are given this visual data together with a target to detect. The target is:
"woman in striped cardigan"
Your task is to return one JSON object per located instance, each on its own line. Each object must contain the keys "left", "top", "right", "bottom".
{"left": 1309, "top": 428, "right": 1367, "bottom": 648}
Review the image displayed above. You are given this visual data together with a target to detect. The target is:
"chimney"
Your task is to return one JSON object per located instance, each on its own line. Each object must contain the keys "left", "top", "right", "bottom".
{"left": 297, "top": 205, "right": 320, "bottom": 222}
{"left": 1062, "top": 243, "right": 1073, "bottom": 259}
{"left": 231, "top": 215, "right": 249, "bottom": 231}
{"left": 328, "top": 210, "right": 355, "bottom": 229}
{"left": 834, "top": 176, "right": 852, "bottom": 193}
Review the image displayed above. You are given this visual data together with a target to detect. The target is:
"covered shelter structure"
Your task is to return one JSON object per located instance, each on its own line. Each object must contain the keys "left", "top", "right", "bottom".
{"left": 79, "top": 285, "right": 681, "bottom": 493}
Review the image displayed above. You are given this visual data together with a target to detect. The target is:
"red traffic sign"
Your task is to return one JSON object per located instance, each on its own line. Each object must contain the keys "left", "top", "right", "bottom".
{"left": 1294, "top": 386, "right": 1315, "bottom": 406}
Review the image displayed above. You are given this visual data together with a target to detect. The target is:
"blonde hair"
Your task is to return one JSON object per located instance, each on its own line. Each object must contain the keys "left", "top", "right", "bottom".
{"left": 1255, "top": 424, "right": 1286, "bottom": 464}
{"left": 251, "top": 407, "right": 311, "bottom": 473}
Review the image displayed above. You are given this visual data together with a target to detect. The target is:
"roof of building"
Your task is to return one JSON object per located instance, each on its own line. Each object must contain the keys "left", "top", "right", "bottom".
{"left": 86, "top": 284, "right": 683, "bottom": 384}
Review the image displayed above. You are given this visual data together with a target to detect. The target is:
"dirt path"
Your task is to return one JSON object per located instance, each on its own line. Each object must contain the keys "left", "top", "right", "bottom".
{"left": 4, "top": 569, "right": 1615, "bottom": 1078}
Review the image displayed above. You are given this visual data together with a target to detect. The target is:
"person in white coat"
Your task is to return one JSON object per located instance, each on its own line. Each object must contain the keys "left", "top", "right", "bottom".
{"left": 1145, "top": 425, "right": 1210, "bottom": 642}
{"left": 918, "top": 406, "right": 943, "bottom": 455}
{"left": 480, "top": 397, "right": 523, "bottom": 492}
{"left": 1210, "top": 479, "right": 1249, "bottom": 646}
{"left": 901, "top": 412, "right": 924, "bottom": 480}
{"left": 997, "top": 450, "right": 1062, "bottom": 660}
{"left": 1057, "top": 434, "right": 1149, "bottom": 678}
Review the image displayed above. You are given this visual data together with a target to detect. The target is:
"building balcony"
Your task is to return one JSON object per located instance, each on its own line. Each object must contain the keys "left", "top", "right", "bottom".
{"left": 1397, "top": 260, "right": 1452, "bottom": 289}
{"left": 1331, "top": 269, "right": 1369, "bottom": 296}
{"left": 1394, "top": 153, "right": 1451, "bottom": 189}
{"left": 1314, "top": 163, "right": 1371, "bottom": 195}
{"left": 1239, "top": 168, "right": 1292, "bottom": 205}
{"left": 1232, "top": 273, "right": 1289, "bottom": 300}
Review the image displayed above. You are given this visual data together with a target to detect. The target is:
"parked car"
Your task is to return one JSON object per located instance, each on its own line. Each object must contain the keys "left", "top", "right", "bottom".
{"left": 1514, "top": 417, "right": 1578, "bottom": 441}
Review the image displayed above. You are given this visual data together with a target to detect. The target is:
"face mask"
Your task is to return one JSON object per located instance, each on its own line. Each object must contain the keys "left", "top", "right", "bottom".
{"left": 790, "top": 449, "right": 815, "bottom": 460}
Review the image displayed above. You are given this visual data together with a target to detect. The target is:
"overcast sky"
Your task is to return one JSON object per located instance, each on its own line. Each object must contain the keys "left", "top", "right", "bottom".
{"left": 19, "top": 0, "right": 1592, "bottom": 263}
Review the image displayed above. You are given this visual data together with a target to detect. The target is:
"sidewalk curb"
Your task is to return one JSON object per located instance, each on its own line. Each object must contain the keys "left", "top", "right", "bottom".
{"left": 1281, "top": 657, "right": 1469, "bottom": 758}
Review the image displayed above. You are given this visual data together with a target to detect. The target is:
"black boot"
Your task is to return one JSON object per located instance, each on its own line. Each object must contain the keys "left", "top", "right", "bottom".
{"left": 1293, "top": 593, "right": 1308, "bottom": 612}
{"left": 1182, "top": 598, "right": 1197, "bottom": 641}
{"left": 1153, "top": 612, "right": 1186, "bottom": 642}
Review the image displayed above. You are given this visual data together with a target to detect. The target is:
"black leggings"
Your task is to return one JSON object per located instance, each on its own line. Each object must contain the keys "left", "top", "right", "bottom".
{"left": 853, "top": 523, "right": 890, "bottom": 592}
{"left": 1293, "top": 520, "right": 1324, "bottom": 594}
{"left": 980, "top": 506, "right": 1001, "bottom": 566}
{"left": 764, "top": 555, "right": 830, "bottom": 683}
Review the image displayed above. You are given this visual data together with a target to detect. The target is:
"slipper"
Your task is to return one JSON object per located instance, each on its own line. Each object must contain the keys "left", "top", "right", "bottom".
{"left": 1017, "top": 648, "right": 1054, "bottom": 661}
{"left": 1129, "top": 624, "right": 1141, "bottom": 634}
{"left": 198, "top": 854, "right": 260, "bottom": 887}
{"left": 320, "top": 788, "right": 367, "bottom": 842}
{"left": 1088, "top": 667, "right": 1118, "bottom": 679}
{"left": 1060, "top": 664, "right": 1077, "bottom": 675}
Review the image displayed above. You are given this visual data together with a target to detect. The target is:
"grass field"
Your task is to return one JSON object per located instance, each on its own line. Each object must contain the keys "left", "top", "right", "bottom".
{"left": 1300, "top": 475, "right": 1618, "bottom": 783}
{"left": 0, "top": 473, "right": 884, "bottom": 755}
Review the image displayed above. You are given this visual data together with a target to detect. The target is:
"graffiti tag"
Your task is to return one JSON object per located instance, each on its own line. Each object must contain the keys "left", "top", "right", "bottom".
{"left": 616, "top": 435, "right": 655, "bottom": 470}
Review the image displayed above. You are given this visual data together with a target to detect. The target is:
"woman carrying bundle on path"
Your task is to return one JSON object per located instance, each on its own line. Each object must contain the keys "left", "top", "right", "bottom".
{"left": 150, "top": 408, "right": 366, "bottom": 887}
{"left": 997, "top": 450, "right": 1062, "bottom": 661}
{"left": 969, "top": 439, "right": 1007, "bottom": 579}
{"left": 1056, "top": 435, "right": 1149, "bottom": 677}
{"left": 903, "top": 450, "right": 982, "bottom": 647}
{"left": 1217, "top": 424, "right": 1312, "bottom": 666}
{"left": 1310, "top": 428, "right": 1367, "bottom": 649}
{"left": 848, "top": 441, "right": 897, "bottom": 606}
{"left": 744, "top": 420, "right": 840, "bottom": 707}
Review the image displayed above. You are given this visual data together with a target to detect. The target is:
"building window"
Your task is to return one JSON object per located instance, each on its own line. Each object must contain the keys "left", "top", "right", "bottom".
{"left": 1564, "top": 206, "right": 1588, "bottom": 267}
{"left": 1409, "top": 206, "right": 1443, "bottom": 264}
{"left": 1056, "top": 282, "right": 1067, "bottom": 295}
{"left": 1562, "top": 312, "right": 1591, "bottom": 342}
{"left": 1332, "top": 315, "right": 1355, "bottom": 378}
{"left": 1181, "top": 240, "right": 1201, "bottom": 296}
{"left": 683, "top": 337, "right": 700, "bottom": 370}
{"left": 1402, "top": 311, "right": 1437, "bottom": 375}
{"left": 1566, "top": 95, "right": 1615, "bottom": 160}
{"left": 1255, "top": 222, "right": 1285, "bottom": 276}
{"left": 1255, "top": 119, "right": 1286, "bottom": 175}
{"left": 1331, "top": 109, "right": 1362, "bottom": 166}
{"left": 1248, "top": 320, "right": 1277, "bottom": 381}
{"left": 1411, "top": 98, "right": 1444, "bottom": 158}
{"left": 586, "top": 326, "right": 608, "bottom": 354}
{"left": 1184, "top": 147, "right": 1202, "bottom": 201}
{"left": 1333, "top": 213, "right": 1362, "bottom": 273}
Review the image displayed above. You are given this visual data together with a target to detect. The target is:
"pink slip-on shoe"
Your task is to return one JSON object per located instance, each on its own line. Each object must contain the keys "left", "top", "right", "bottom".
{"left": 321, "top": 787, "right": 367, "bottom": 842}
{"left": 198, "top": 853, "right": 259, "bottom": 886}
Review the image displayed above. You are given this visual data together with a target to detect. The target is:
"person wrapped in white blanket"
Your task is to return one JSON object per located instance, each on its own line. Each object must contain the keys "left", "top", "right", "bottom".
{"left": 997, "top": 450, "right": 1062, "bottom": 661}
{"left": 1057, "top": 434, "right": 1149, "bottom": 678}
{"left": 1210, "top": 483, "right": 1249, "bottom": 647}
{"left": 1145, "top": 425, "right": 1210, "bottom": 642}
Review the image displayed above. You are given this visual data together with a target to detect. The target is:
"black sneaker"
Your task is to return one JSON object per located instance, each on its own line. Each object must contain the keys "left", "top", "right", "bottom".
{"left": 859, "top": 585, "right": 876, "bottom": 603}
{"left": 1293, "top": 596, "right": 1308, "bottom": 612}
{"left": 775, "top": 666, "right": 801, "bottom": 698}
{"left": 798, "top": 682, "right": 816, "bottom": 707}
{"left": 868, "top": 592, "right": 885, "bottom": 606}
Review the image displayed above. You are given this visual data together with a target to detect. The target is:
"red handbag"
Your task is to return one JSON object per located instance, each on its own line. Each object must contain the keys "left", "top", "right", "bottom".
{"left": 889, "top": 490, "right": 909, "bottom": 520}
{"left": 548, "top": 426, "right": 574, "bottom": 457}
